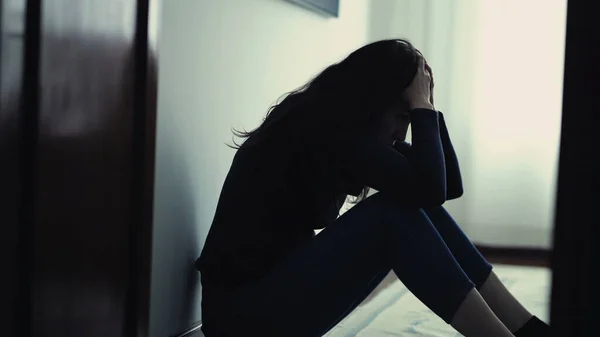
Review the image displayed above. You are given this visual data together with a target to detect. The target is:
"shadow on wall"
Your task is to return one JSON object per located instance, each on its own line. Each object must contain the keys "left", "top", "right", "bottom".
{"left": 151, "top": 131, "right": 203, "bottom": 337}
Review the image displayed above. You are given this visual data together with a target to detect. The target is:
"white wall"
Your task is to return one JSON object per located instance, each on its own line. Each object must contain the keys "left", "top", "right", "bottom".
{"left": 370, "top": 0, "right": 567, "bottom": 249}
{"left": 465, "top": 0, "right": 566, "bottom": 248}
{"left": 150, "top": 0, "right": 372, "bottom": 336}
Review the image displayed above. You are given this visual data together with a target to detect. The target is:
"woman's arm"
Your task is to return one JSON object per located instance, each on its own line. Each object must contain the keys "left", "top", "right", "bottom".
{"left": 392, "top": 111, "right": 464, "bottom": 200}
{"left": 438, "top": 112, "right": 463, "bottom": 199}
{"left": 343, "top": 109, "right": 447, "bottom": 207}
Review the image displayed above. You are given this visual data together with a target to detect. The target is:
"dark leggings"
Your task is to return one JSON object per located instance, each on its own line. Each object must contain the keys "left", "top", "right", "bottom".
{"left": 219, "top": 193, "right": 493, "bottom": 337}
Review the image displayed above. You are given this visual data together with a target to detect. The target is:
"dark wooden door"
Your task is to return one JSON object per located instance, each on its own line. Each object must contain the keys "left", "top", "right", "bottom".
{"left": 550, "top": 0, "right": 600, "bottom": 335}
{"left": 0, "top": 1, "right": 27, "bottom": 336}
{"left": 1, "top": 0, "right": 158, "bottom": 336}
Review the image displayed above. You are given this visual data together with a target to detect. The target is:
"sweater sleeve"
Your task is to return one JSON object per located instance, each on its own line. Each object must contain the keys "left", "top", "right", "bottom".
{"left": 342, "top": 109, "right": 447, "bottom": 207}
{"left": 438, "top": 112, "right": 464, "bottom": 199}
{"left": 391, "top": 111, "right": 464, "bottom": 200}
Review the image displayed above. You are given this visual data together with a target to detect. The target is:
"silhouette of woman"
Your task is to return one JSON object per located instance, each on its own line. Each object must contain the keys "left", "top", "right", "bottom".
{"left": 196, "top": 39, "right": 550, "bottom": 337}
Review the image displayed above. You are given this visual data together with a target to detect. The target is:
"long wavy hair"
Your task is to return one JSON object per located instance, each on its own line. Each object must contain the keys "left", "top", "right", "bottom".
{"left": 231, "top": 39, "right": 422, "bottom": 200}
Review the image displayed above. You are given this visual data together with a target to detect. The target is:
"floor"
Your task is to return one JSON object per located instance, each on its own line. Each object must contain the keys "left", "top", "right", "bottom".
{"left": 193, "top": 264, "right": 550, "bottom": 337}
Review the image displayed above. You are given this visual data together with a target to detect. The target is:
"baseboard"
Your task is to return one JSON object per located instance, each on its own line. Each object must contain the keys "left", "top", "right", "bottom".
{"left": 172, "top": 321, "right": 203, "bottom": 337}
{"left": 476, "top": 245, "right": 551, "bottom": 268}
{"left": 465, "top": 224, "right": 553, "bottom": 249}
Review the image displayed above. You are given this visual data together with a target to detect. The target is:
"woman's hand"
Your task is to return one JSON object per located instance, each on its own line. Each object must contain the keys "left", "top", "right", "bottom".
{"left": 425, "top": 62, "right": 435, "bottom": 109}
{"left": 403, "top": 56, "right": 434, "bottom": 110}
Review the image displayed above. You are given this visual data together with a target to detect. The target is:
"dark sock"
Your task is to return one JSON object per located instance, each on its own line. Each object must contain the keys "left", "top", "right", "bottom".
{"left": 514, "top": 316, "right": 551, "bottom": 337}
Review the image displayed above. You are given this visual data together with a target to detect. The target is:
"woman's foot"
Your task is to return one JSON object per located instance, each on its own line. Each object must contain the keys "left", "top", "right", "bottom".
{"left": 513, "top": 316, "right": 551, "bottom": 337}
{"left": 450, "top": 289, "right": 515, "bottom": 337}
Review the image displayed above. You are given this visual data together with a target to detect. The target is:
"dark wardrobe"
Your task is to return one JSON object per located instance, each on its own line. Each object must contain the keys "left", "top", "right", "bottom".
{"left": 1, "top": 0, "right": 157, "bottom": 336}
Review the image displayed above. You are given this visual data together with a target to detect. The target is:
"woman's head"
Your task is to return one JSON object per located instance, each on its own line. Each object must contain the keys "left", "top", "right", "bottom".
{"left": 232, "top": 39, "right": 422, "bottom": 148}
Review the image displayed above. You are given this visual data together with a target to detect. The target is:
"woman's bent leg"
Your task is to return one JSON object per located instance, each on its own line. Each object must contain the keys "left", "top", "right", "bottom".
{"left": 221, "top": 194, "right": 507, "bottom": 337}
{"left": 424, "top": 206, "right": 542, "bottom": 333}
{"left": 423, "top": 206, "right": 493, "bottom": 288}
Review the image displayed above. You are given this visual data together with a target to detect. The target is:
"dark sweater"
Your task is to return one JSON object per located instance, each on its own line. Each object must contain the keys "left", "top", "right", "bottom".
{"left": 196, "top": 109, "right": 462, "bottom": 311}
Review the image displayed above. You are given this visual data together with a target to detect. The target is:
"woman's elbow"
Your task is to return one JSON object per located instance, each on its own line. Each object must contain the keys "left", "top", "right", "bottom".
{"left": 447, "top": 188, "right": 464, "bottom": 200}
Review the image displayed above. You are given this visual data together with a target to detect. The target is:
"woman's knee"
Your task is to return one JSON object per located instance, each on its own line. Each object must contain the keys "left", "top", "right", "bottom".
{"left": 361, "top": 192, "right": 427, "bottom": 224}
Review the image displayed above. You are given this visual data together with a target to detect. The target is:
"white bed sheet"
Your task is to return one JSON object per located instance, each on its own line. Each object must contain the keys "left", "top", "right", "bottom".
{"left": 323, "top": 264, "right": 551, "bottom": 337}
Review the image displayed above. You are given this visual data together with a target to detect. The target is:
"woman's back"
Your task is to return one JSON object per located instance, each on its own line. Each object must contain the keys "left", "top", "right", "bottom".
{"left": 196, "top": 129, "right": 348, "bottom": 293}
